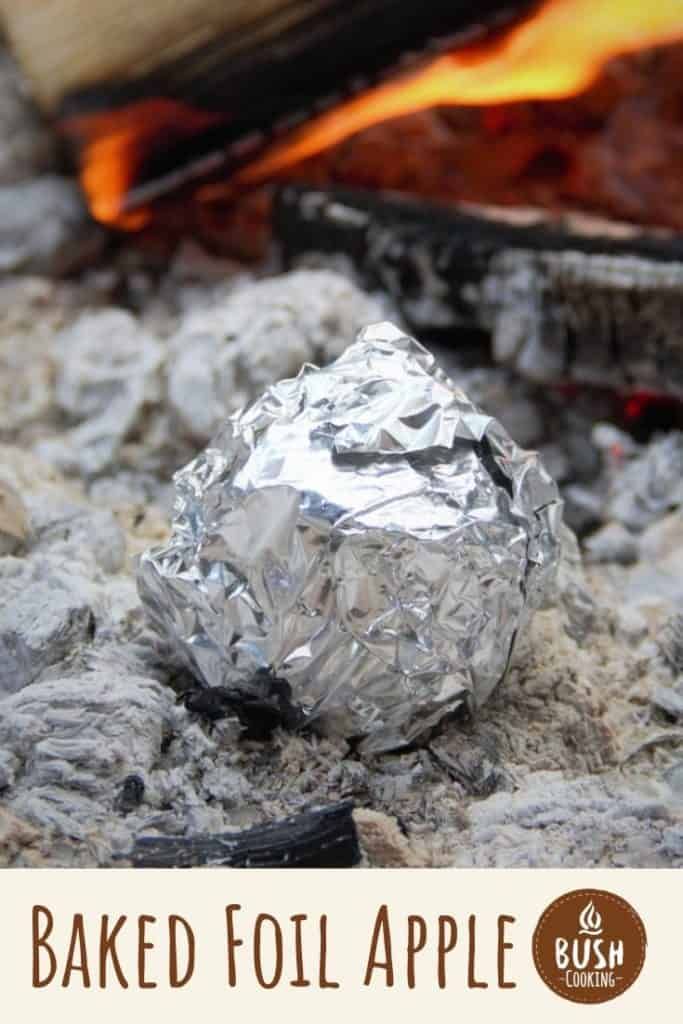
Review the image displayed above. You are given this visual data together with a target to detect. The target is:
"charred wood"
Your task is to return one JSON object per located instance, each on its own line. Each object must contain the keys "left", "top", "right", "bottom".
{"left": 125, "top": 800, "right": 360, "bottom": 868}
{"left": 275, "top": 184, "right": 683, "bottom": 397}
{"left": 182, "top": 669, "right": 307, "bottom": 739}
{"left": 7, "top": 0, "right": 536, "bottom": 113}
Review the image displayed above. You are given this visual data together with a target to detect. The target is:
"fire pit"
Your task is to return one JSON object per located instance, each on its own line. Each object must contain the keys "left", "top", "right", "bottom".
{"left": 0, "top": 0, "right": 682, "bottom": 870}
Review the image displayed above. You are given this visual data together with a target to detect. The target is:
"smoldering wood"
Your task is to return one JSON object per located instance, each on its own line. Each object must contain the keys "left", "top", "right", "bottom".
{"left": 274, "top": 45, "right": 683, "bottom": 238}
{"left": 275, "top": 184, "right": 683, "bottom": 397}
{"left": 125, "top": 800, "right": 360, "bottom": 868}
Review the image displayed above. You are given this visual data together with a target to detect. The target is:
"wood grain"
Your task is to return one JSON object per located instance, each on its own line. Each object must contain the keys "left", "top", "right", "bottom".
{"left": 0, "top": 0, "right": 326, "bottom": 109}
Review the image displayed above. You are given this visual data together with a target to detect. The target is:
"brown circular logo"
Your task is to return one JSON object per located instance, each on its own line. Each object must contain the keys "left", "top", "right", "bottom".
{"left": 532, "top": 889, "right": 646, "bottom": 1004}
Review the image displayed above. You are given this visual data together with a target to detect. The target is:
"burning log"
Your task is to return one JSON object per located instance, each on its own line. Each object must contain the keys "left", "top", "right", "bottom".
{"left": 126, "top": 801, "right": 361, "bottom": 868}
{"left": 0, "top": 0, "right": 536, "bottom": 224}
{"left": 274, "top": 184, "right": 683, "bottom": 398}
{"left": 4, "top": 0, "right": 682, "bottom": 232}
{"left": 267, "top": 41, "right": 683, "bottom": 236}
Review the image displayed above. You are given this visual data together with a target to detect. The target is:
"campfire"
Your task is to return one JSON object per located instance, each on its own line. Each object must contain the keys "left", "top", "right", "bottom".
{"left": 14, "top": 0, "right": 681, "bottom": 234}
{"left": 31, "top": 0, "right": 683, "bottom": 419}
{"left": 234, "top": 0, "right": 683, "bottom": 187}
{"left": 8, "top": 0, "right": 675, "bottom": 414}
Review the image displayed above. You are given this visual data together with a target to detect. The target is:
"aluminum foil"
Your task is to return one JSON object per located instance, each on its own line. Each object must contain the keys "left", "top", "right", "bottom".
{"left": 138, "top": 322, "right": 562, "bottom": 752}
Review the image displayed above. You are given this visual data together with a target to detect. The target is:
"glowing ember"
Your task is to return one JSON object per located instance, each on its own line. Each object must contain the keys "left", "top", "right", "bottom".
{"left": 73, "top": 0, "right": 683, "bottom": 226}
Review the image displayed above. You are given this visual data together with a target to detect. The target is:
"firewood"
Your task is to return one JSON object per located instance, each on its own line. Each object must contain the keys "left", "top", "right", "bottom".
{"left": 274, "top": 184, "right": 683, "bottom": 397}
{"left": 1, "top": 1, "right": 295, "bottom": 111}
{"left": 2, "top": 0, "right": 534, "bottom": 112}
{"left": 125, "top": 800, "right": 360, "bottom": 868}
{"left": 0, "top": 0, "right": 535, "bottom": 214}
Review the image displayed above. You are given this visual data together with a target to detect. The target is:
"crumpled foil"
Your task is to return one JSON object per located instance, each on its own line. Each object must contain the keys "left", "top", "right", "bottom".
{"left": 139, "top": 322, "right": 562, "bottom": 752}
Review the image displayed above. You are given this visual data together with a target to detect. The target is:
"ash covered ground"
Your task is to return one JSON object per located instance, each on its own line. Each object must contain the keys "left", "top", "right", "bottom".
{"left": 1, "top": 52, "right": 683, "bottom": 869}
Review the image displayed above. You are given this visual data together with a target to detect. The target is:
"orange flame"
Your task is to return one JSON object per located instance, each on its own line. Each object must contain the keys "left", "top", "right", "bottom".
{"left": 236, "top": 0, "right": 683, "bottom": 184}
{"left": 72, "top": 0, "right": 683, "bottom": 226}
{"left": 64, "top": 99, "right": 224, "bottom": 227}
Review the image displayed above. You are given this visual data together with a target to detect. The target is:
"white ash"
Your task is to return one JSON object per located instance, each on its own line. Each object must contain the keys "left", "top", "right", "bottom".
{"left": 54, "top": 309, "right": 163, "bottom": 421}
{"left": 0, "top": 176, "right": 102, "bottom": 275}
{"left": 3, "top": 270, "right": 390, "bottom": 487}
{"left": 35, "top": 309, "right": 164, "bottom": 477}
{"left": 535, "top": 424, "right": 683, "bottom": 540}
{"left": 166, "top": 269, "right": 391, "bottom": 442}
{"left": 451, "top": 772, "right": 680, "bottom": 868}
{"left": 0, "top": 273, "right": 146, "bottom": 447}
{"left": 606, "top": 432, "right": 683, "bottom": 532}
{"left": 0, "top": 446, "right": 142, "bottom": 693}
{"left": 584, "top": 521, "right": 639, "bottom": 565}
{"left": 651, "top": 685, "right": 683, "bottom": 721}
{"left": 592, "top": 422, "right": 640, "bottom": 459}
{"left": 0, "top": 277, "right": 69, "bottom": 436}
{"left": 561, "top": 483, "right": 606, "bottom": 536}
{"left": 0, "top": 559, "right": 95, "bottom": 696}
{"left": 0, "top": 671, "right": 178, "bottom": 853}
{"left": 598, "top": 512, "right": 683, "bottom": 614}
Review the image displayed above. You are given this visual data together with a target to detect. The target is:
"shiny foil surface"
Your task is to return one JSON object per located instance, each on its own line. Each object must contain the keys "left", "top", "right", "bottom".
{"left": 138, "top": 322, "right": 562, "bottom": 751}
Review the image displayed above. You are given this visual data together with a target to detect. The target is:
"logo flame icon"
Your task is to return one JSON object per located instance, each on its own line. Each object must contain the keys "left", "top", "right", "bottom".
{"left": 578, "top": 900, "right": 603, "bottom": 936}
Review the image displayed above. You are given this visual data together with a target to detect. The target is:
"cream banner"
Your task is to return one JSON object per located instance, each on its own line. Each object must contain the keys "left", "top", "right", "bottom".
{"left": 0, "top": 869, "right": 677, "bottom": 1022}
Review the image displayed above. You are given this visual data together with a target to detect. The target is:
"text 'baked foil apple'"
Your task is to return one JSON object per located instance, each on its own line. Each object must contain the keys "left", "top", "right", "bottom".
{"left": 138, "top": 322, "right": 562, "bottom": 752}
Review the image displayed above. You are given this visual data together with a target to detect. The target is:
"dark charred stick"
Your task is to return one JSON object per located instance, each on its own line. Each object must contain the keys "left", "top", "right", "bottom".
{"left": 126, "top": 801, "right": 360, "bottom": 869}
{"left": 275, "top": 183, "right": 683, "bottom": 266}
{"left": 274, "top": 184, "right": 683, "bottom": 398}
{"left": 183, "top": 668, "right": 307, "bottom": 739}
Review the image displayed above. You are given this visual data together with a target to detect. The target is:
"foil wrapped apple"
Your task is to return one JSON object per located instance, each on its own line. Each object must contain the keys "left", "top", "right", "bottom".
{"left": 138, "top": 322, "right": 561, "bottom": 751}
